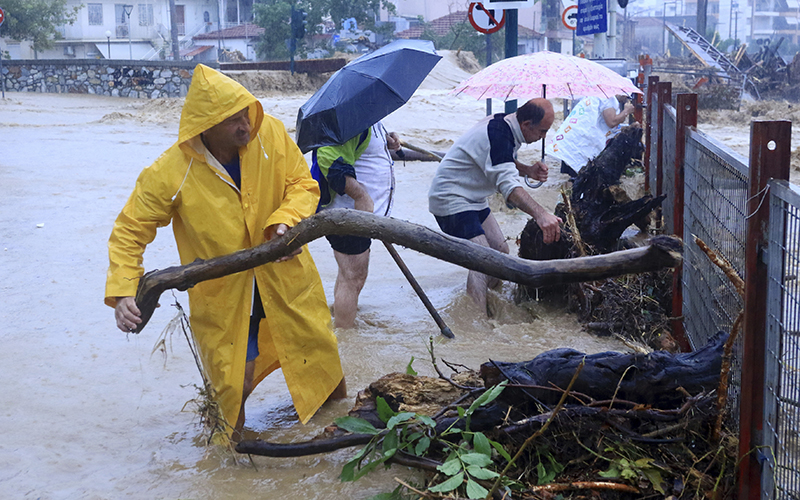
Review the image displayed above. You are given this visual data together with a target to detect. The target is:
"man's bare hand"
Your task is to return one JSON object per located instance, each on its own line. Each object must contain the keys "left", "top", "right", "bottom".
{"left": 537, "top": 212, "right": 563, "bottom": 244}
{"left": 622, "top": 101, "right": 635, "bottom": 116}
{"left": 265, "top": 223, "right": 302, "bottom": 262}
{"left": 115, "top": 296, "right": 141, "bottom": 332}
{"left": 515, "top": 160, "right": 549, "bottom": 182}
{"left": 386, "top": 132, "right": 401, "bottom": 151}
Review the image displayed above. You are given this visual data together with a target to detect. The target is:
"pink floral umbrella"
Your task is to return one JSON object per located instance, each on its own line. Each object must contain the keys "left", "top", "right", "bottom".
{"left": 451, "top": 51, "right": 642, "bottom": 100}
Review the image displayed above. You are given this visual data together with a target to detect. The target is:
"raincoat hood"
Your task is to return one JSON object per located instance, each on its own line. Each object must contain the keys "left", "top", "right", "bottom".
{"left": 178, "top": 64, "right": 264, "bottom": 154}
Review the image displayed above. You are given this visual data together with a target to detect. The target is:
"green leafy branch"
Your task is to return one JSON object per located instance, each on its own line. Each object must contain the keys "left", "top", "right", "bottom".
{"left": 334, "top": 380, "right": 513, "bottom": 499}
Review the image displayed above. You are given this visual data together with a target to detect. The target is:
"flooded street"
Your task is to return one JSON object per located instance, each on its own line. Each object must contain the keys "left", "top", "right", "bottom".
{"left": 2, "top": 88, "right": 633, "bottom": 499}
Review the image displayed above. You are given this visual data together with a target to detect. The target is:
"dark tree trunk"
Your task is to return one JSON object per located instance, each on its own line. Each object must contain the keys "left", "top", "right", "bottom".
{"left": 568, "top": 125, "right": 663, "bottom": 253}
{"left": 517, "top": 125, "right": 666, "bottom": 302}
{"left": 480, "top": 331, "right": 726, "bottom": 410}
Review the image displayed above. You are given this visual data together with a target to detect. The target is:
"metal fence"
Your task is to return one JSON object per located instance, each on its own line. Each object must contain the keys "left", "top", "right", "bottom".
{"left": 645, "top": 78, "right": 796, "bottom": 498}
{"left": 681, "top": 128, "right": 749, "bottom": 348}
{"left": 682, "top": 127, "right": 750, "bottom": 425}
{"left": 763, "top": 180, "right": 800, "bottom": 500}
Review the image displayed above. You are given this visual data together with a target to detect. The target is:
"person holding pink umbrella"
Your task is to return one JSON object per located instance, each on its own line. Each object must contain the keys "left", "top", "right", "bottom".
{"left": 428, "top": 98, "right": 562, "bottom": 316}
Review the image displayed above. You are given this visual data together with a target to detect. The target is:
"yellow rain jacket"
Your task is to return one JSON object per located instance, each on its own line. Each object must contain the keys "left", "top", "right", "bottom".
{"left": 105, "top": 64, "right": 343, "bottom": 436}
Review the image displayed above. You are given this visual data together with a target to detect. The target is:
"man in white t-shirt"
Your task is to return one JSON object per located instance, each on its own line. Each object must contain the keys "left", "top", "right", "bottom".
{"left": 550, "top": 95, "right": 635, "bottom": 176}
{"left": 312, "top": 122, "right": 400, "bottom": 328}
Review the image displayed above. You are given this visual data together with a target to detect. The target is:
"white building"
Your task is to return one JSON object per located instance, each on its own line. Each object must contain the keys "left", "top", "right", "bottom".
{"left": 743, "top": 0, "right": 800, "bottom": 45}
{"left": 0, "top": 0, "right": 258, "bottom": 61}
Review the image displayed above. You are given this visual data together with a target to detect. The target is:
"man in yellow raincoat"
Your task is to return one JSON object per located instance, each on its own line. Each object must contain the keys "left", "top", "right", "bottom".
{"left": 105, "top": 64, "right": 345, "bottom": 441}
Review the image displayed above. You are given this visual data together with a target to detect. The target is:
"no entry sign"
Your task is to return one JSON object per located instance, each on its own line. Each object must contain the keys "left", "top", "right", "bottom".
{"left": 0, "top": 8, "right": 5, "bottom": 27}
{"left": 562, "top": 5, "right": 577, "bottom": 30}
{"left": 468, "top": 2, "right": 506, "bottom": 34}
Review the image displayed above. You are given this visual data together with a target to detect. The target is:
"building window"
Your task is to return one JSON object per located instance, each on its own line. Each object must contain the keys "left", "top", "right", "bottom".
{"left": 138, "top": 4, "right": 154, "bottom": 26}
{"left": 88, "top": 3, "right": 103, "bottom": 25}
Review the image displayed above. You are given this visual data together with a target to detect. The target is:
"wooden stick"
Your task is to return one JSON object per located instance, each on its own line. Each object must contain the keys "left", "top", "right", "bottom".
{"left": 561, "top": 188, "right": 587, "bottom": 257}
{"left": 694, "top": 235, "right": 745, "bottom": 297}
{"left": 384, "top": 241, "right": 454, "bottom": 338}
{"left": 526, "top": 481, "right": 640, "bottom": 494}
{"left": 132, "top": 209, "right": 683, "bottom": 333}
{"left": 693, "top": 235, "right": 746, "bottom": 443}
{"left": 399, "top": 140, "right": 443, "bottom": 161}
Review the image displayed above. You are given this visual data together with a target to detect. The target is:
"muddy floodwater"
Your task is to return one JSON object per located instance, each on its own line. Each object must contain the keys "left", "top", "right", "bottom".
{"left": 3, "top": 81, "right": 779, "bottom": 499}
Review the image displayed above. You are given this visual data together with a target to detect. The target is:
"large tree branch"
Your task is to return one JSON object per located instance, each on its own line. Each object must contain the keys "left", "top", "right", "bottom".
{"left": 133, "top": 209, "right": 682, "bottom": 332}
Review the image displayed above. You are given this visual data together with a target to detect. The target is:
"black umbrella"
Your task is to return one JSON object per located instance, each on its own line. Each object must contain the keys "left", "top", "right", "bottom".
{"left": 295, "top": 39, "right": 441, "bottom": 153}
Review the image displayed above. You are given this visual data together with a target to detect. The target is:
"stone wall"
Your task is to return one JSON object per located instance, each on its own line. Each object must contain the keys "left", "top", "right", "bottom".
{"left": 0, "top": 60, "right": 216, "bottom": 98}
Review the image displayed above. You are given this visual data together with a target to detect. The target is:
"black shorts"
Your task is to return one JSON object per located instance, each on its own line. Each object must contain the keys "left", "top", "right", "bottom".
{"left": 434, "top": 207, "right": 491, "bottom": 240}
{"left": 326, "top": 234, "right": 372, "bottom": 255}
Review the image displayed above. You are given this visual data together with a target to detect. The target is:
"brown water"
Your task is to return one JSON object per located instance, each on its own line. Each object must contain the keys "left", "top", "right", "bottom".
{"left": 0, "top": 91, "right": 628, "bottom": 499}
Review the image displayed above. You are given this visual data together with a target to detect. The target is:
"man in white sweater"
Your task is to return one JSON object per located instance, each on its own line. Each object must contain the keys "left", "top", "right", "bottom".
{"left": 428, "top": 98, "right": 562, "bottom": 314}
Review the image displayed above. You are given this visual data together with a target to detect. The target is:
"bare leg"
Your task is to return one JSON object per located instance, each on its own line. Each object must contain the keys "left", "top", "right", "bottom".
{"left": 466, "top": 234, "right": 491, "bottom": 311}
{"left": 326, "top": 377, "right": 347, "bottom": 402}
{"left": 233, "top": 359, "right": 256, "bottom": 441}
{"left": 466, "top": 214, "right": 509, "bottom": 314}
{"left": 481, "top": 213, "right": 510, "bottom": 290}
{"left": 332, "top": 249, "right": 370, "bottom": 329}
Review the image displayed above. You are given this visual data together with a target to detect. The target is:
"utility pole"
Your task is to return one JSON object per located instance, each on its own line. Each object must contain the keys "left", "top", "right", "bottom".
{"left": 504, "top": 8, "right": 518, "bottom": 113}
{"left": 486, "top": 33, "right": 492, "bottom": 115}
{"left": 608, "top": 0, "right": 616, "bottom": 57}
{"left": 123, "top": 4, "right": 133, "bottom": 60}
{"left": 697, "top": 0, "right": 708, "bottom": 39}
{"left": 0, "top": 9, "right": 5, "bottom": 99}
{"left": 545, "top": 0, "right": 561, "bottom": 54}
{"left": 729, "top": 1, "right": 733, "bottom": 38}
{"left": 169, "top": 0, "right": 180, "bottom": 60}
{"left": 662, "top": 1, "right": 677, "bottom": 56}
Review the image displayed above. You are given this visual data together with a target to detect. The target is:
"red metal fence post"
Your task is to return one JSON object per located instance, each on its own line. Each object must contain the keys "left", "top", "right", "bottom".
{"left": 654, "top": 81, "right": 671, "bottom": 230}
{"left": 737, "top": 120, "right": 791, "bottom": 500}
{"left": 644, "top": 75, "right": 659, "bottom": 194}
{"left": 671, "top": 93, "right": 697, "bottom": 353}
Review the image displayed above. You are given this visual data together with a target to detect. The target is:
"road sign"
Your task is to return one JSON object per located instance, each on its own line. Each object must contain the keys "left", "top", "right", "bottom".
{"left": 483, "top": 0, "right": 536, "bottom": 9}
{"left": 562, "top": 5, "right": 578, "bottom": 30}
{"left": 0, "top": 7, "right": 5, "bottom": 27}
{"left": 468, "top": 2, "right": 506, "bottom": 34}
{"left": 576, "top": 0, "right": 607, "bottom": 36}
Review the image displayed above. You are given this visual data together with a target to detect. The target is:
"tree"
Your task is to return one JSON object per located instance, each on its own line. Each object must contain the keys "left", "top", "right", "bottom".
{"left": 418, "top": 20, "right": 504, "bottom": 67}
{"left": 0, "top": 0, "right": 80, "bottom": 54}
{"left": 254, "top": 0, "right": 325, "bottom": 60}
{"left": 253, "top": 1, "right": 292, "bottom": 60}
{"left": 253, "top": 0, "right": 397, "bottom": 60}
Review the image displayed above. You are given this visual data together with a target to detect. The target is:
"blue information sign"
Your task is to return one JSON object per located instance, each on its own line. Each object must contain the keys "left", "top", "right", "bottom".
{"left": 576, "top": 0, "right": 607, "bottom": 36}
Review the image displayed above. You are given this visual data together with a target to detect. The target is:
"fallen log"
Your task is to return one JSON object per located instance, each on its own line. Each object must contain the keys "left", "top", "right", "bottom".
{"left": 480, "top": 331, "right": 727, "bottom": 409}
{"left": 132, "top": 209, "right": 683, "bottom": 332}
{"left": 234, "top": 334, "right": 725, "bottom": 459}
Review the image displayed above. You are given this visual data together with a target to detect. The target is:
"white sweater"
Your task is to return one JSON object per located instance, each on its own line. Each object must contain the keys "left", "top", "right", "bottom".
{"left": 428, "top": 112, "right": 526, "bottom": 217}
